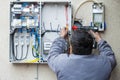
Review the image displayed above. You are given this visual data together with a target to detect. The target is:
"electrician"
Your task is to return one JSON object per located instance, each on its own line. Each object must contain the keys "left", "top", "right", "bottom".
{"left": 47, "top": 28, "right": 116, "bottom": 80}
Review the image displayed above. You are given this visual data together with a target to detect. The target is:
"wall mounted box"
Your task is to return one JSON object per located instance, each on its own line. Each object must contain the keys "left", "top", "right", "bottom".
{"left": 10, "top": 1, "right": 72, "bottom": 63}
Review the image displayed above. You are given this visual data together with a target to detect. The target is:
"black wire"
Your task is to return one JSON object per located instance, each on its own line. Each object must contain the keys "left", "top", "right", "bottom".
{"left": 12, "top": 36, "right": 22, "bottom": 61}
{"left": 15, "top": 43, "right": 30, "bottom": 60}
{"left": 20, "top": 45, "right": 24, "bottom": 60}
{"left": 11, "top": 29, "right": 18, "bottom": 61}
{"left": 41, "top": 23, "right": 60, "bottom": 37}
{"left": 14, "top": 45, "right": 23, "bottom": 60}
{"left": 15, "top": 45, "right": 18, "bottom": 60}
{"left": 41, "top": 30, "right": 60, "bottom": 37}
{"left": 21, "top": 45, "right": 29, "bottom": 60}
{"left": 11, "top": 28, "right": 29, "bottom": 61}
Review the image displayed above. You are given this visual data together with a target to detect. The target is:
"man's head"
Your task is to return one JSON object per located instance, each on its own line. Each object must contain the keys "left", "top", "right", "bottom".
{"left": 70, "top": 30, "right": 93, "bottom": 55}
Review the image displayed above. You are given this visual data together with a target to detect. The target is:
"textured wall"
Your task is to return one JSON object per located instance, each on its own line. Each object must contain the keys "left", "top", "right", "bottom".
{"left": 0, "top": 0, "right": 120, "bottom": 80}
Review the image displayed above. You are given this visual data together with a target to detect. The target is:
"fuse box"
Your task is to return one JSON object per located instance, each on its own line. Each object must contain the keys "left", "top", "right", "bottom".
{"left": 10, "top": 1, "right": 72, "bottom": 63}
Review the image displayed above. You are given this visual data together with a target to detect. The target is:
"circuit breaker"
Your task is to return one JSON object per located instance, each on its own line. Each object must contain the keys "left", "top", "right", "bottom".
{"left": 10, "top": 1, "right": 72, "bottom": 63}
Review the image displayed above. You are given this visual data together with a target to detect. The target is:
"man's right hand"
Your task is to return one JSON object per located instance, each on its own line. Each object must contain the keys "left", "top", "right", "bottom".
{"left": 90, "top": 30, "right": 102, "bottom": 42}
{"left": 60, "top": 27, "right": 68, "bottom": 39}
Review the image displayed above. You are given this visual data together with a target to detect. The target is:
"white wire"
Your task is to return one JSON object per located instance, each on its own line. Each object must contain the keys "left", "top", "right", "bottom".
{"left": 73, "top": 0, "right": 98, "bottom": 24}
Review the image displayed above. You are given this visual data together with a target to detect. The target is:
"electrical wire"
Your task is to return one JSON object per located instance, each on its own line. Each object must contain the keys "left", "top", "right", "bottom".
{"left": 32, "top": 31, "right": 40, "bottom": 58}
{"left": 41, "top": 30, "right": 60, "bottom": 37}
{"left": 32, "top": 44, "right": 39, "bottom": 58}
{"left": 12, "top": 32, "right": 19, "bottom": 60}
{"left": 65, "top": 4, "right": 68, "bottom": 29}
{"left": 11, "top": 28, "right": 18, "bottom": 60}
{"left": 14, "top": 43, "right": 29, "bottom": 60}
{"left": 14, "top": 45, "right": 23, "bottom": 60}
{"left": 32, "top": 47, "right": 39, "bottom": 58}
{"left": 22, "top": 45, "right": 29, "bottom": 60}
{"left": 41, "top": 22, "right": 60, "bottom": 37}
{"left": 11, "top": 28, "right": 30, "bottom": 61}
{"left": 15, "top": 45, "right": 18, "bottom": 60}
{"left": 73, "top": 0, "right": 97, "bottom": 25}
{"left": 17, "top": 45, "right": 29, "bottom": 60}
{"left": 20, "top": 45, "right": 24, "bottom": 60}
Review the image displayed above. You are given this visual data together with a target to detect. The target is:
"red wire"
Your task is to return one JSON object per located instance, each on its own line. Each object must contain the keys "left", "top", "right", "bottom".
{"left": 65, "top": 5, "right": 68, "bottom": 28}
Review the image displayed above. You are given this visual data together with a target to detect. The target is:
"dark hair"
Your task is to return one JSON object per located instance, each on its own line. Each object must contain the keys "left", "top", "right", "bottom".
{"left": 70, "top": 30, "right": 93, "bottom": 55}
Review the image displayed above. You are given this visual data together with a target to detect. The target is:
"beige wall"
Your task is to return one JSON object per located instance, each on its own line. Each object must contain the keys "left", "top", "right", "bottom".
{"left": 0, "top": 0, "right": 120, "bottom": 80}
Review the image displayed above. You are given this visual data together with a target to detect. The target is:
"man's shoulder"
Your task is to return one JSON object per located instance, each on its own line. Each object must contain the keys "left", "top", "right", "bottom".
{"left": 57, "top": 53, "right": 69, "bottom": 59}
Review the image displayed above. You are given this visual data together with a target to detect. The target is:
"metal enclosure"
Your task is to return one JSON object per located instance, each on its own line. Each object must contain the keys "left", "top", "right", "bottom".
{"left": 9, "top": 1, "right": 72, "bottom": 63}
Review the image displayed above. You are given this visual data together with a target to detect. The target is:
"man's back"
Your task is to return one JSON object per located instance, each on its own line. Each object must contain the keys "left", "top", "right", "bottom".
{"left": 56, "top": 54, "right": 112, "bottom": 80}
{"left": 47, "top": 30, "right": 116, "bottom": 80}
{"left": 47, "top": 38, "right": 116, "bottom": 80}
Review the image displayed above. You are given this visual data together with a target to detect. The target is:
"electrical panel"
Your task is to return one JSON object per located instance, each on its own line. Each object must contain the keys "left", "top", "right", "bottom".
{"left": 10, "top": 1, "right": 72, "bottom": 63}
{"left": 92, "top": 3, "right": 105, "bottom": 31}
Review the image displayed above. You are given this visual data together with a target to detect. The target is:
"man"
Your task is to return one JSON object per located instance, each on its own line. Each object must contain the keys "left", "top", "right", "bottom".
{"left": 47, "top": 28, "right": 116, "bottom": 80}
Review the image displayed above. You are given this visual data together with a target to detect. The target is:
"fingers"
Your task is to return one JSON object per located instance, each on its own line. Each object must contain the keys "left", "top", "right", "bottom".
{"left": 61, "top": 27, "right": 67, "bottom": 32}
{"left": 60, "top": 27, "right": 68, "bottom": 38}
{"left": 89, "top": 30, "right": 99, "bottom": 37}
{"left": 90, "top": 30, "right": 95, "bottom": 35}
{"left": 63, "top": 27, "right": 68, "bottom": 32}
{"left": 89, "top": 30, "right": 96, "bottom": 37}
{"left": 89, "top": 30, "right": 102, "bottom": 42}
{"left": 60, "top": 27, "right": 67, "bottom": 35}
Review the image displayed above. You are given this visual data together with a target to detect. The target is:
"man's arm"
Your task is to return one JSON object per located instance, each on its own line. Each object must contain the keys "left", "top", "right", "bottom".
{"left": 90, "top": 30, "right": 116, "bottom": 69}
{"left": 47, "top": 28, "right": 68, "bottom": 72}
{"left": 98, "top": 39, "right": 116, "bottom": 69}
